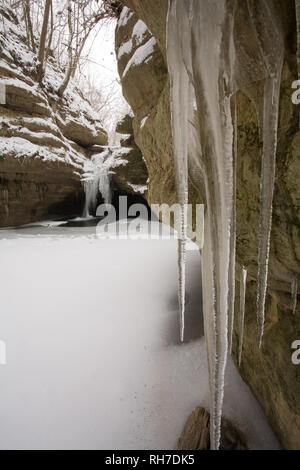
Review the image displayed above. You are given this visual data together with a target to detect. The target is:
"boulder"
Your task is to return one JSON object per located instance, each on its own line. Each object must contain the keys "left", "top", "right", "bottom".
{"left": 111, "top": 145, "right": 148, "bottom": 194}
{"left": 58, "top": 117, "right": 108, "bottom": 148}
{"left": 178, "top": 407, "right": 247, "bottom": 451}
{"left": 119, "top": 134, "right": 135, "bottom": 147}
{"left": 116, "top": 112, "right": 134, "bottom": 134}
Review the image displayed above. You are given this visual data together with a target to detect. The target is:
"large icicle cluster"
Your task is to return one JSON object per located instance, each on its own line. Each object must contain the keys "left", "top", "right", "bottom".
{"left": 228, "top": 97, "right": 238, "bottom": 354}
{"left": 166, "top": 0, "right": 284, "bottom": 449}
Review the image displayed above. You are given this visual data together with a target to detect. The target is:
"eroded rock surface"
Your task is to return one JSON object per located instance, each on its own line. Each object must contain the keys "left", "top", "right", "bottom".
{"left": 112, "top": 113, "right": 148, "bottom": 196}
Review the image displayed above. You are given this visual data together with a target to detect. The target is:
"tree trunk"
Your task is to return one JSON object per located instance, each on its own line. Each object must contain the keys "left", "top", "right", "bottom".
{"left": 45, "top": 0, "right": 53, "bottom": 60}
{"left": 37, "top": 0, "right": 51, "bottom": 82}
{"left": 23, "top": 0, "right": 36, "bottom": 53}
{"left": 57, "top": 4, "right": 73, "bottom": 97}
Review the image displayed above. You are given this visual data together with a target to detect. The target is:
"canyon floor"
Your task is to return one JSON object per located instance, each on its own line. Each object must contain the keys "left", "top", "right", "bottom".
{"left": 0, "top": 218, "right": 280, "bottom": 450}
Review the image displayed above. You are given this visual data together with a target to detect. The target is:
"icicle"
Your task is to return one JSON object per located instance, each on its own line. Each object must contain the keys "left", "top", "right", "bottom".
{"left": 246, "top": 0, "right": 284, "bottom": 347}
{"left": 238, "top": 267, "right": 247, "bottom": 366}
{"left": 191, "top": 3, "right": 236, "bottom": 450}
{"left": 167, "top": 0, "right": 192, "bottom": 343}
{"left": 228, "top": 95, "right": 237, "bottom": 354}
{"left": 178, "top": 213, "right": 187, "bottom": 343}
{"left": 256, "top": 76, "right": 282, "bottom": 347}
{"left": 296, "top": 0, "right": 300, "bottom": 79}
{"left": 291, "top": 277, "right": 298, "bottom": 315}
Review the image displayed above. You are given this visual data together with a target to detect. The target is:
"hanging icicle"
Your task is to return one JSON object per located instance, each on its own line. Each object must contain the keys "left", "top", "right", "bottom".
{"left": 167, "top": 0, "right": 192, "bottom": 343}
{"left": 246, "top": 0, "right": 284, "bottom": 347}
{"left": 238, "top": 267, "right": 247, "bottom": 366}
{"left": 228, "top": 95, "right": 238, "bottom": 354}
{"left": 256, "top": 76, "right": 282, "bottom": 348}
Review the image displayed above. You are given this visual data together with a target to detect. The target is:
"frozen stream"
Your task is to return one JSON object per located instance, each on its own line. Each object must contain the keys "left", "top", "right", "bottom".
{"left": 0, "top": 219, "right": 279, "bottom": 450}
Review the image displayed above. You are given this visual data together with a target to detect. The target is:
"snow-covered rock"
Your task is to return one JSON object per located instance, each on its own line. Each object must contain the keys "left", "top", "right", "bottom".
{"left": 0, "top": 3, "right": 108, "bottom": 227}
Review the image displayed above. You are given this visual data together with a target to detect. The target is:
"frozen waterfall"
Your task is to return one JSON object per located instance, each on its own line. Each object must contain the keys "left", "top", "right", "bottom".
{"left": 82, "top": 150, "right": 113, "bottom": 218}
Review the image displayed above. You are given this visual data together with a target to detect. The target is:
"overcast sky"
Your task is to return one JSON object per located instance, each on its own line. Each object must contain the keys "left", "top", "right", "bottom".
{"left": 81, "top": 17, "right": 131, "bottom": 139}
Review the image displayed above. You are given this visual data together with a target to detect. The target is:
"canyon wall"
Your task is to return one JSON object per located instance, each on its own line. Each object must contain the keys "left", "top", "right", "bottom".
{"left": 116, "top": 0, "right": 300, "bottom": 449}
{"left": 0, "top": 5, "right": 108, "bottom": 227}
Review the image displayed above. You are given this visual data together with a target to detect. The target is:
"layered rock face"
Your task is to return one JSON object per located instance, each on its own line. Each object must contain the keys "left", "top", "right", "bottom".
{"left": 117, "top": 0, "right": 300, "bottom": 449}
{"left": 112, "top": 112, "right": 148, "bottom": 196}
{"left": 0, "top": 6, "right": 108, "bottom": 228}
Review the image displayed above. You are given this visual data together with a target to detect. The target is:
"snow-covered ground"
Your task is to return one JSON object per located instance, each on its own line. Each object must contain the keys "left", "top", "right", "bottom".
{"left": 0, "top": 220, "right": 280, "bottom": 450}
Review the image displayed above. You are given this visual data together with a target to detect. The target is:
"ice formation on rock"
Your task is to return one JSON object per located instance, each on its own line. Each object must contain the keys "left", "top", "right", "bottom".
{"left": 167, "top": 1, "right": 191, "bottom": 344}
{"left": 82, "top": 155, "right": 111, "bottom": 218}
{"left": 228, "top": 97, "right": 237, "bottom": 354}
{"left": 166, "top": 0, "right": 284, "bottom": 450}
{"left": 238, "top": 267, "right": 247, "bottom": 366}
{"left": 82, "top": 179, "right": 100, "bottom": 218}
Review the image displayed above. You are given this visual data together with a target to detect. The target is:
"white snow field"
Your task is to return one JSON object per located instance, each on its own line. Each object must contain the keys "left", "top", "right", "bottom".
{"left": 0, "top": 219, "right": 280, "bottom": 450}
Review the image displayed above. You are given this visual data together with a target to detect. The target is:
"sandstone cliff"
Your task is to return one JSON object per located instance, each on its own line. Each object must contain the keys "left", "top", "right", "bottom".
{"left": 0, "top": 5, "right": 108, "bottom": 228}
{"left": 112, "top": 112, "right": 148, "bottom": 196}
{"left": 116, "top": 0, "right": 300, "bottom": 449}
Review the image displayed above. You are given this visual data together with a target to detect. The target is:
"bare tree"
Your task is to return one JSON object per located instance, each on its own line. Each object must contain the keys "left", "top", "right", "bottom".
{"left": 45, "top": 0, "right": 54, "bottom": 59}
{"left": 57, "top": 2, "right": 73, "bottom": 96}
{"left": 3, "top": 0, "right": 122, "bottom": 94}
{"left": 57, "top": 0, "right": 120, "bottom": 97}
{"left": 37, "top": 0, "right": 52, "bottom": 82}
{"left": 23, "top": 0, "right": 36, "bottom": 52}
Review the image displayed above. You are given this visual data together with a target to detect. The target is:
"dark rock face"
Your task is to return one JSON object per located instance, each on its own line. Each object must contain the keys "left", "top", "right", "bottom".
{"left": 113, "top": 113, "right": 148, "bottom": 196}
{"left": 178, "top": 407, "right": 247, "bottom": 451}
{"left": 0, "top": 157, "right": 84, "bottom": 227}
{"left": 111, "top": 146, "right": 148, "bottom": 194}
{"left": 117, "top": 0, "right": 300, "bottom": 449}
